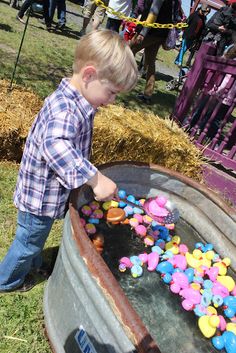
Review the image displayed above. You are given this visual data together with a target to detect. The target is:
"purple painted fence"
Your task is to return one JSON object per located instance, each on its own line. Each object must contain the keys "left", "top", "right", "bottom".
{"left": 172, "top": 43, "right": 236, "bottom": 206}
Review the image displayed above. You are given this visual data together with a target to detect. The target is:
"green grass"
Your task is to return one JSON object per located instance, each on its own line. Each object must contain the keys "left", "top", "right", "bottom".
{"left": 0, "top": 0, "right": 179, "bottom": 116}
{"left": 0, "top": 2, "right": 180, "bottom": 351}
{"left": 0, "top": 162, "right": 62, "bottom": 353}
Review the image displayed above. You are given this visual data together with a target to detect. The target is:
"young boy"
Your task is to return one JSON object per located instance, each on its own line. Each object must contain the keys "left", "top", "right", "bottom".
{"left": 0, "top": 29, "right": 138, "bottom": 293}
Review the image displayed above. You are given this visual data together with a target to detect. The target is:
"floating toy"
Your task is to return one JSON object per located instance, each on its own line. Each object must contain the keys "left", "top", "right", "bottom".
{"left": 168, "top": 254, "right": 187, "bottom": 271}
{"left": 223, "top": 296, "right": 236, "bottom": 319}
{"left": 105, "top": 208, "right": 126, "bottom": 224}
{"left": 170, "top": 272, "right": 189, "bottom": 294}
{"left": 81, "top": 205, "right": 92, "bottom": 216}
{"left": 156, "top": 261, "right": 174, "bottom": 276}
{"left": 144, "top": 235, "right": 155, "bottom": 247}
{"left": 85, "top": 223, "right": 96, "bottom": 235}
{"left": 91, "top": 209, "right": 104, "bottom": 219}
{"left": 129, "top": 217, "right": 139, "bottom": 228}
{"left": 214, "top": 258, "right": 231, "bottom": 276}
{"left": 165, "top": 235, "right": 181, "bottom": 255}
{"left": 147, "top": 252, "right": 159, "bottom": 271}
{"left": 180, "top": 287, "right": 202, "bottom": 311}
{"left": 134, "top": 225, "right": 147, "bottom": 239}
{"left": 212, "top": 331, "right": 236, "bottom": 352}
{"left": 91, "top": 233, "right": 104, "bottom": 254}
{"left": 198, "top": 315, "right": 220, "bottom": 338}
{"left": 217, "top": 276, "right": 235, "bottom": 293}
{"left": 131, "top": 264, "right": 143, "bottom": 278}
{"left": 89, "top": 200, "right": 100, "bottom": 210}
{"left": 115, "top": 195, "right": 180, "bottom": 224}
{"left": 119, "top": 257, "right": 133, "bottom": 272}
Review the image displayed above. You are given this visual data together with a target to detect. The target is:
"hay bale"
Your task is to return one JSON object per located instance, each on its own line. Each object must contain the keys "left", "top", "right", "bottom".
{"left": 92, "top": 105, "right": 205, "bottom": 181}
{"left": 0, "top": 79, "right": 42, "bottom": 161}
{"left": 0, "top": 80, "right": 204, "bottom": 181}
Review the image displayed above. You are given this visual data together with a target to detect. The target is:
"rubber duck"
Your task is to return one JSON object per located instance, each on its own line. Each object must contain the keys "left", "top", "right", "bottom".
{"left": 91, "top": 233, "right": 104, "bottom": 254}
{"left": 81, "top": 205, "right": 93, "bottom": 216}
{"left": 168, "top": 254, "right": 187, "bottom": 271}
{"left": 212, "top": 280, "right": 229, "bottom": 298}
{"left": 131, "top": 264, "right": 143, "bottom": 278}
{"left": 185, "top": 249, "right": 204, "bottom": 269}
{"left": 129, "top": 217, "right": 139, "bottom": 228}
{"left": 85, "top": 223, "right": 96, "bottom": 235}
{"left": 227, "top": 323, "right": 236, "bottom": 336}
{"left": 198, "top": 315, "right": 220, "bottom": 338}
{"left": 143, "top": 215, "right": 153, "bottom": 225}
{"left": 213, "top": 257, "right": 231, "bottom": 276}
{"left": 89, "top": 200, "right": 100, "bottom": 210}
{"left": 91, "top": 209, "right": 104, "bottom": 219}
{"left": 133, "top": 213, "right": 143, "bottom": 223}
{"left": 165, "top": 235, "right": 181, "bottom": 255}
{"left": 134, "top": 224, "right": 147, "bottom": 239}
{"left": 223, "top": 296, "right": 236, "bottom": 319}
{"left": 217, "top": 275, "right": 235, "bottom": 292}
{"left": 147, "top": 251, "right": 159, "bottom": 271}
{"left": 143, "top": 235, "right": 155, "bottom": 247}
{"left": 180, "top": 287, "right": 202, "bottom": 311}
{"left": 212, "top": 331, "right": 236, "bottom": 353}
{"left": 119, "top": 257, "right": 133, "bottom": 272}
{"left": 148, "top": 198, "right": 169, "bottom": 217}
{"left": 156, "top": 261, "right": 174, "bottom": 276}
{"left": 170, "top": 272, "right": 189, "bottom": 294}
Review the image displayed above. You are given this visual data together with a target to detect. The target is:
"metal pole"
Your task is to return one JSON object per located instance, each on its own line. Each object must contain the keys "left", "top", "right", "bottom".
{"left": 9, "top": 6, "right": 31, "bottom": 91}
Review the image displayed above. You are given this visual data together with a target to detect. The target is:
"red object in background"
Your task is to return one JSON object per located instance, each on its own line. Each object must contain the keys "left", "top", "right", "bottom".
{"left": 123, "top": 21, "right": 137, "bottom": 41}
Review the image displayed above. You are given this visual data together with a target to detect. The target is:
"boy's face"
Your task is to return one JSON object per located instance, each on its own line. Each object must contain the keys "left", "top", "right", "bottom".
{"left": 72, "top": 66, "right": 121, "bottom": 109}
{"left": 85, "top": 79, "right": 121, "bottom": 109}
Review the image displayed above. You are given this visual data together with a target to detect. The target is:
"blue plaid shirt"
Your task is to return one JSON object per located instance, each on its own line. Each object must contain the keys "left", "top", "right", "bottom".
{"left": 14, "top": 78, "right": 98, "bottom": 219}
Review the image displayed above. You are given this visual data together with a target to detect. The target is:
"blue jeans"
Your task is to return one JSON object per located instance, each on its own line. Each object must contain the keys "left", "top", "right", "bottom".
{"left": 0, "top": 210, "right": 54, "bottom": 291}
{"left": 49, "top": 0, "right": 66, "bottom": 25}
{"left": 175, "top": 38, "right": 192, "bottom": 66}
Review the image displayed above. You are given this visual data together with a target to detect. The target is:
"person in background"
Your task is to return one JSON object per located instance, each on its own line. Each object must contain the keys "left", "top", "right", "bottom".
{"left": 174, "top": 3, "right": 210, "bottom": 67}
{"left": 130, "top": 0, "right": 179, "bottom": 104}
{"left": 204, "top": 0, "right": 236, "bottom": 56}
{"left": 48, "top": 0, "right": 66, "bottom": 29}
{"left": 16, "top": 0, "right": 51, "bottom": 30}
{"left": 79, "top": 0, "right": 108, "bottom": 36}
{"left": 105, "top": 0, "right": 133, "bottom": 32}
{"left": 0, "top": 30, "right": 138, "bottom": 293}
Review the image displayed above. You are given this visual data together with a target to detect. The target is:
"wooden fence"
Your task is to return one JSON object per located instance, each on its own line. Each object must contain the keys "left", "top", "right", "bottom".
{"left": 172, "top": 42, "right": 236, "bottom": 206}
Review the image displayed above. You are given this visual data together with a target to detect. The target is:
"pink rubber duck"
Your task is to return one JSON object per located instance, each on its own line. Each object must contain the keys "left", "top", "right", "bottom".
{"left": 134, "top": 224, "right": 147, "bottom": 239}
{"left": 147, "top": 252, "right": 159, "bottom": 271}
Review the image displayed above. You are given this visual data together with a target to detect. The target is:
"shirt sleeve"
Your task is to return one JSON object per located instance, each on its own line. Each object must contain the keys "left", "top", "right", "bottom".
{"left": 140, "top": 0, "right": 164, "bottom": 36}
{"left": 41, "top": 111, "right": 98, "bottom": 190}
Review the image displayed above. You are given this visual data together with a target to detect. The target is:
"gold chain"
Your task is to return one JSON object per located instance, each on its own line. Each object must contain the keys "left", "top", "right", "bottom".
{"left": 93, "top": 0, "right": 188, "bottom": 29}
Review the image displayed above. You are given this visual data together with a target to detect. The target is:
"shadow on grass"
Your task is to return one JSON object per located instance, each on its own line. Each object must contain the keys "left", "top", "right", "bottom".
{"left": 0, "top": 23, "right": 13, "bottom": 31}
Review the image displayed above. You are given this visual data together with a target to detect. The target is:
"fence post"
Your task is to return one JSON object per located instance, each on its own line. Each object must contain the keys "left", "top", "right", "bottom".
{"left": 171, "top": 43, "right": 216, "bottom": 124}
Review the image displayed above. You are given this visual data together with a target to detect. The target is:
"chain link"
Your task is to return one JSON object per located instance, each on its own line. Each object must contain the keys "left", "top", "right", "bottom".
{"left": 93, "top": 0, "right": 188, "bottom": 29}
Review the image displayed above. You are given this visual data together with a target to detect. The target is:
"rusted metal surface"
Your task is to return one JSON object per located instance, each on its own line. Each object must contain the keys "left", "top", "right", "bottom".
{"left": 44, "top": 161, "right": 236, "bottom": 353}
{"left": 69, "top": 190, "right": 161, "bottom": 353}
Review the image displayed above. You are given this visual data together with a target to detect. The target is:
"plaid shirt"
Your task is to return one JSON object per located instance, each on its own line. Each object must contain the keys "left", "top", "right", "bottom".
{"left": 14, "top": 78, "right": 98, "bottom": 219}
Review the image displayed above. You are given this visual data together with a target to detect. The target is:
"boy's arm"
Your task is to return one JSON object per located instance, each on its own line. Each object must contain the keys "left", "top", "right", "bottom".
{"left": 41, "top": 113, "right": 117, "bottom": 201}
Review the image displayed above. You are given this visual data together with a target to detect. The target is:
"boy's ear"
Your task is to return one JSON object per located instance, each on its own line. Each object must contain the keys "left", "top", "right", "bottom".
{"left": 82, "top": 66, "right": 98, "bottom": 83}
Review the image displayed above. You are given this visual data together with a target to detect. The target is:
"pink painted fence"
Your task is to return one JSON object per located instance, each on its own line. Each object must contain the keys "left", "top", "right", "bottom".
{"left": 172, "top": 43, "right": 236, "bottom": 205}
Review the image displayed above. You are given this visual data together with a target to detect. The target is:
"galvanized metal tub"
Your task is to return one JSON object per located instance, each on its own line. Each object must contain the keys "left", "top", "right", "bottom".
{"left": 43, "top": 162, "right": 236, "bottom": 353}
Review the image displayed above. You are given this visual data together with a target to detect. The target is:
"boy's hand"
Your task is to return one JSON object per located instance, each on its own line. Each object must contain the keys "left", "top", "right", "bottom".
{"left": 86, "top": 171, "right": 118, "bottom": 201}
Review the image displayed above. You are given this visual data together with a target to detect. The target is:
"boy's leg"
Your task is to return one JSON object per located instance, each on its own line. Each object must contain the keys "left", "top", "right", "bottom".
{"left": 0, "top": 210, "right": 54, "bottom": 292}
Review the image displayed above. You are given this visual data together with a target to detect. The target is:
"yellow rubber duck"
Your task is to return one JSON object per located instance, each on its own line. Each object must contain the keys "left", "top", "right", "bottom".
{"left": 213, "top": 257, "right": 231, "bottom": 276}
{"left": 165, "top": 235, "right": 180, "bottom": 255}
{"left": 186, "top": 249, "right": 203, "bottom": 269}
{"left": 226, "top": 322, "right": 236, "bottom": 335}
{"left": 217, "top": 275, "right": 235, "bottom": 292}
{"left": 198, "top": 315, "right": 220, "bottom": 338}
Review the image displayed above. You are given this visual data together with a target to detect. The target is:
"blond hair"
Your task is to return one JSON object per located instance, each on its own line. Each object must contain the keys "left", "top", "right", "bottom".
{"left": 73, "top": 29, "right": 138, "bottom": 91}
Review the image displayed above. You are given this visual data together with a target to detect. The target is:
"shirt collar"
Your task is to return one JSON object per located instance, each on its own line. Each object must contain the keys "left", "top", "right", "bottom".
{"left": 58, "top": 78, "right": 96, "bottom": 118}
